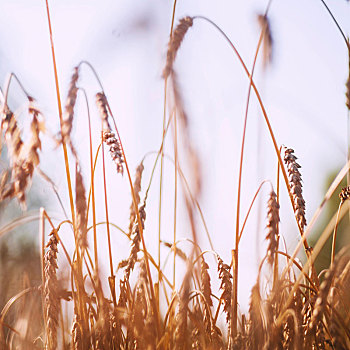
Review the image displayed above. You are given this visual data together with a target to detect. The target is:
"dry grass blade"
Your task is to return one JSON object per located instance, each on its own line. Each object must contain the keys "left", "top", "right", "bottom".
{"left": 163, "top": 16, "right": 194, "bottom": 79}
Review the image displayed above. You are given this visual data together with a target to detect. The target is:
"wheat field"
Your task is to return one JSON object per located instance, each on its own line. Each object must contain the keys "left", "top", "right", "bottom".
{"left": 0, "top": 0, "right": 350, "bottom": 349}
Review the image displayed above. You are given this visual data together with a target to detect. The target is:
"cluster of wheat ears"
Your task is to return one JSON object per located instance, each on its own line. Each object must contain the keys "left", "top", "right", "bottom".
{"left": 0, "top": 0, "right": 350, "bottom": 349}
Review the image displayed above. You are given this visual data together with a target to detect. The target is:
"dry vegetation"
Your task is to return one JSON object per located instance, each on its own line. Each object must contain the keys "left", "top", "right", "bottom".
{"left": 0, "top": 1, "right": 350, "bottom": 349}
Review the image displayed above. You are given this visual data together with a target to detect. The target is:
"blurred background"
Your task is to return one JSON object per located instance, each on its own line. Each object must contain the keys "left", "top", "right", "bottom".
{"left": 0, "top": 0, "right": 350, "bottom": 318}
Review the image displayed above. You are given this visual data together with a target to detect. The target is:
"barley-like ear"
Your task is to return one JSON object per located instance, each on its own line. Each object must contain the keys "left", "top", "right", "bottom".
{"left": 217, "top": 257, "right": 232, "bottom": 323}
{"left": 266, "top": 190, "right": 280, "bottom": 266}
{"left": 163, "top": 16, "right": 193, "bottom": 79}
{"left": 128, "top": 162, "right": 144, "bottom": 236}
{"left": 44, "top": 228, "right": 60, "bottom": 350}
{"left": 75, "top": 162, "right": 88, "bottom": 249}
{"left": 283, "top": 148, "right": 307, "bottom": 232}
{"left": 61, "top": 66, "right": 79, "bottom": 154}
{"left": 257, "top": 14, "right": 273, "bottom": 70}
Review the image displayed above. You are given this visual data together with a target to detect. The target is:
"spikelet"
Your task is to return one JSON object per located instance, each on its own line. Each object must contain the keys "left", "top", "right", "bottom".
{"left": 128, "top": 162, "right": 144, "bottom": 236}
{"left": 125, "top": 204, "right": 146, "bottom": 280}
{"left": 162, "top": 241, "right": 188, "bottom": 261}
{"left": 96, "top": 92, "right": 124, "bottom": 175}
{"left": 248, "top": 279, "right": 264, "bottom": 349}
{"left": 217, "top": 257, "right": 232, "bottom": 323}
{"left": 44, "top": 228, "right": 60, "bottom": 350}
{"left": 1, "top": 105, "right": 23, "bottom": 162}
{"left": 61, "top": 67, "right": 79, "bottom": 150}
{"left": 174, "top": 265, "right": 191, "bottom": 349}
{"left": 283, "top": 148, "right": 307, "bottom": 232}
{"left": 191, "top": 305, "right": 205, "bottom": 350}
{"left": 309, "top": 267, "right": 336, "bottom": 330}
{"left": 95, "top": 92, "right": 111, "bottom": 132}
{"left": 200, "top": 257, "right": 213, "bottom": 335}
{"left": 75, "top": 163, "right": 88, "bottom": 249}
{"left": 71, "top": 314, "right": 83, "bottom": 350}
{"left": 265, "top": 190, "right": 280, "bottom": 266}
{"left": 210, "top": 325, "right": 224, "bottom": 350}
{"left": 27, "top": 98, "right": 44, "bottom": 171}
{"left": 257, "top": 14, "right": 273, "bottom": 70}
{"left": 163, "top": 16, "right": 193, "bottom": 79}
{"left": 0, "top": 100, "right": 44, "bottom": 208}
{"left": 339, "top": 185, "right": 350, "bottom": 203}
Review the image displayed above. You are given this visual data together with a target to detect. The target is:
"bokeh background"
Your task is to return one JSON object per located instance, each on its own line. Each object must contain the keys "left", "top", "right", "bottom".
{"left": 1, "top": 0, "right": 350, "bottom": 315}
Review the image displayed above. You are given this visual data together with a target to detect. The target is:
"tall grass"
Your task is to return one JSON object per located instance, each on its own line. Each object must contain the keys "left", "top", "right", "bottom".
{"left": 0, "top": 1, "right": 350, "bottom": 349}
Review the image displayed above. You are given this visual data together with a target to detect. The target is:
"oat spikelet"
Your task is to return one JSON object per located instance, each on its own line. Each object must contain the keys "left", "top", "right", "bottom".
{"left": 217, "top": 257, "right": 232, "bottom": 323}
{"left": 128, "top": 162, "right": 144, "bottom": 236}
{"left": 265, "top": 190, "right": 280, "bottom": 266}
{"left": 283, "top": 148, "right": 307, "bottom": 231}
{"left": 75, "top": 163, "right": 88, "bottom": 249}
{"left": 257, "top": 14, "right": 273, "bottom": 70}
{"left": 44, "top": 228, "right": 60, "bottom": 350}
{"left": 163, "top": 16, "right": 193, "bottom": 79}
{"left": 61, "top": 66, "right": 79, "bottom": 151}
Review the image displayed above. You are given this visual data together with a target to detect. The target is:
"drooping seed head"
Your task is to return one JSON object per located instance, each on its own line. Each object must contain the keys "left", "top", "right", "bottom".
{"left": 257, "top": 14, "right": 274, "bottom": 70}
{"left": 163, "top": 16, "right": 193, "bottom": 79}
